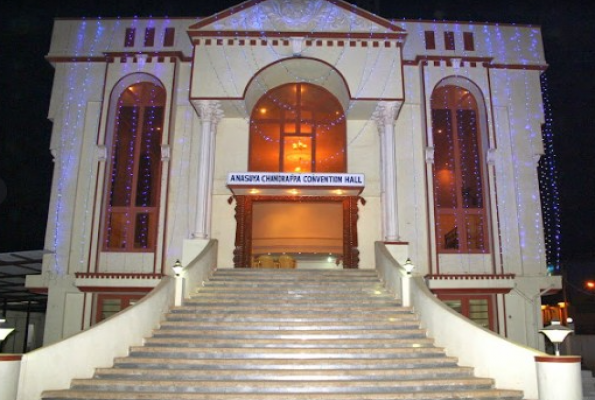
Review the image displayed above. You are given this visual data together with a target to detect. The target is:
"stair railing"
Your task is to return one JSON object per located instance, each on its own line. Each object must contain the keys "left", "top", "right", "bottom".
{"left": 375, "top": 241, "right": 543, "bottom": 399}
{"left": 179, "top": 240, "right": 218, "bottom": 300}
{"left": 14, "top": 241, "right": 219, "bottom": 400}
{"left": 15, "top": 278, "right": 176, "bottom": 400}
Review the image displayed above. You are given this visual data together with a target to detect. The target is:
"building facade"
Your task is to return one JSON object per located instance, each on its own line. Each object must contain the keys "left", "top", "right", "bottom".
{"left": 28, "top": 0, "right": 560, "bottom": 349}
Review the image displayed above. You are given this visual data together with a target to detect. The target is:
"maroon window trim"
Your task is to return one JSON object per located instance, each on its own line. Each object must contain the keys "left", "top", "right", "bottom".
{"left": 95, "top": 293, "right": 144, "bottom": 323}
{"left": 437, "top": 293, "right": 497, "bottom": 332}
{"left": 124, "top": 28, "right": 136, "bottom": 47}
{"left": 103, "top": 83, "right": 165, "bottom": 252}
{"left": 464, "top": 32, "right": 475, "bottom": 51}
{"left": 163, "top": 27, "right": 175, "bottom": 47}
{"left": 144, "top": 28, "right": 155, "bottom": 47}
{"left": 424, "top": 31, "right": 436, "bottom": 50}
{"left": 431, "top": 86, "right": 490, "bottom": 254}
{"left": 444, "top": 31, "right": 455, "bottom": 50}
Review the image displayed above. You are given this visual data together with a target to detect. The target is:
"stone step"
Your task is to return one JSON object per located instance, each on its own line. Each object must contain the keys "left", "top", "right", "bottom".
{"left": 157, "top": 320, "right": 421, "bottom": 331}
{"left": 194, "top": 286, "right": 388, "bottom": 295}
{"left": 143, "top": 336, "right": 434, "bottom": 349}
{"left": 151, "top": 328, "right": 428, "bottom": 340}
{"left": 69, "top": 377, "right": 497, "bottom": 393}
{"left": 204, "top": 278, "right": 385, "bottom": 285}
{"left": 162, "top": 313, "right": 418, "bottom": 323}
{"left": 209, "top": 276, "right": 382, "bottom": 283}
{"left": 128, "top": 346, "right": 446, "bottom": 359}
{"left": 171, "top": 305, "right": 411, "bottom": 313}
{"left": 113, "top": 356, "right": 461, "bottom": 370}
{"left": 43, "top": 389, "right": 524, "bottom": 400}
{"left": 94, "top": 366, "right": 474, "bottom": 381}
{"left": 183, "top": 297, "right": 401, "bottom": 306}
{"left": 213, "top": 269, "right": 379, "bottom": 276}
{"left": 189, "top": 292, "right": 395, "bottom": 300}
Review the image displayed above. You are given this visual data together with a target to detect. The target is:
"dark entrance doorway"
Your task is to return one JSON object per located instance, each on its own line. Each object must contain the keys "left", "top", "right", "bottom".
{"left": 232, "top": 195, "right": 360, "bottom": 269}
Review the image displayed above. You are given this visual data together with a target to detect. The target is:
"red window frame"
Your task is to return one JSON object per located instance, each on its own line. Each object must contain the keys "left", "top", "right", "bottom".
{"left": 163, "top": 27, "right": 175, "bottom": 47}
{"left": 463, "top": 32, "right": 475, "bottom": 51}
{"left": 431, "top": 85, "right": 490, "bottom": 254}
{"left": 444, "top": 31, "right": 455, "bottom": 50}
{"left": 95, "top": 293, "right": 145, "bottom": 323}
{"left": 144, "top": 27, "right": 155, "bottom": 47}
{"left": 424, "top": 31, "right": 436, "bottom": 50}
{"left": 249, "top": 83, "right": 346, "bottom": 173}
{"left": 124, "top": 28, "right": 136, "bottom": 47}
{"left": 103, "top": 82, "right": 165, "bottom": 252}
{"left": 437, "top": 293, "right": 497, "bottom": 332}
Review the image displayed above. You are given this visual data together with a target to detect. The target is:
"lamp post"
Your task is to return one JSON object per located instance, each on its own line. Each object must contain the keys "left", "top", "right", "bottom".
{"left": 401, "top": 258, "right": 414, "bottom": 307}
{"left": 539, "top": 320, "right": 573, "bottom": 356}
{"left": 173, "top": 260, "right": 184, "bottom": 306}
{"left": 173, "top": 259, "right": 183, "bottom": 277}
{"left": 403, "top": 258, "right": 414, "bottom": 275}
{"left": 535, "top": 320, "right": 582, "bottom": 400}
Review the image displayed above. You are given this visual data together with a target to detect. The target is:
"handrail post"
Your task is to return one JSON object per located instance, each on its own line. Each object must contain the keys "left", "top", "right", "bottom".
{"left": 174, "top": 276, "right": 184, "bottom": 306}
{"left": 401, "top": 275, "right": 412, "bottom": 307}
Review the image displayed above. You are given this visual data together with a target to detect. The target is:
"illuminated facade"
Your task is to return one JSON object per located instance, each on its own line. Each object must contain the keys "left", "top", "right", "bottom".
{"left": 30, "top": 0, "right": 561, "bottom": 349}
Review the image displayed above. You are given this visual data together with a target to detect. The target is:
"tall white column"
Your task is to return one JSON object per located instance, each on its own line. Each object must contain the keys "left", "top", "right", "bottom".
{"left": 193, "top": 100, "right": 223, "bottom": 239}
{"left": 373, "top": 101, "right": 401, "bottom": 242}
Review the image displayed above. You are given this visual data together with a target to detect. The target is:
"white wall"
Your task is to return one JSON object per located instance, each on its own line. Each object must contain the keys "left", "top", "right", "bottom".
{"left": 0, "top": 356, "right": 20, "bottom": 400}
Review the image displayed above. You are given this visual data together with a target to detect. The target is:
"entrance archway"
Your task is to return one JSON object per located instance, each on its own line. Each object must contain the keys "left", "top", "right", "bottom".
{"left": 231, "top": 81, "right": 360, "bottom": 269}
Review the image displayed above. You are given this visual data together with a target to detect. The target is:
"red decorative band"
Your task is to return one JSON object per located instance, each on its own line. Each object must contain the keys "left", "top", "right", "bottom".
{"left": 0, "top": 355, "right": 22, "bottom": 361}
{"left": 535, "top": 356, "right": 582, "bottom": 363}
{"left": 75, "top": 273, "right": 162, "bottom": 279}
{"left": 188, "top": 30, "right": 406, "bottom": 41}
{"left": 426, "top": 274, "right": 516, "bottom": 280}
{"left": 76, "top": 286, "right": 153, "bottom": 293}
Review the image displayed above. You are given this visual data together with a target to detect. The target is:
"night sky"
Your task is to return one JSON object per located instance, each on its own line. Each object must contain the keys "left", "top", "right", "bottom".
{"left": 1, "top": 0, "right": 594, "bottom": 267}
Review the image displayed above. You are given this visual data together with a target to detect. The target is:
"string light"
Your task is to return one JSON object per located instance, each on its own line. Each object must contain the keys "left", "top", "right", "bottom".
{"left": 51, "top": 19, "right": 92, "bottom": 277}
{"left": 538, "top": 72, "right": 561, "bottom": 272}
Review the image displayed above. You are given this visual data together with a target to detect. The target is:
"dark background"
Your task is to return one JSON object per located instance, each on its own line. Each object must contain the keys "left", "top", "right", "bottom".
{"left": 1, "top": 0, "right": 593, "bottom": 268}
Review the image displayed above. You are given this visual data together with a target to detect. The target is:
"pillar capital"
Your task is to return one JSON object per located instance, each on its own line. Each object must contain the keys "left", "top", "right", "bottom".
{"left": 195, "top": 100, "right": 224, "bottom": 125}
{"left": 372, "top": 101, "right": 401, "bottom": 131}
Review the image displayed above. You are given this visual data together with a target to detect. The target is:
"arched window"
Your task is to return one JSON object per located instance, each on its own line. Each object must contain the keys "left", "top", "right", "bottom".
{"left": 431, "top": 85, "right": 489, "bottom": 253}
{"left": 249, "top": 83, "right": 346, "bottom": 173}
{"left": 103, "top": 82, "right": 165, "bottom": 251}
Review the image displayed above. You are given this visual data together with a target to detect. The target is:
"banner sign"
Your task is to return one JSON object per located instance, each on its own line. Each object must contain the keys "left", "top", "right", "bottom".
{"left": 227, "top": 172, "right": 365, "bottom": 187}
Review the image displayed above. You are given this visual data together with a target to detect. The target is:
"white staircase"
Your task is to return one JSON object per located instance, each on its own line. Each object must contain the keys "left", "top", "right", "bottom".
{"left": 42, "top": 269, "right": 524, "bottom": 400}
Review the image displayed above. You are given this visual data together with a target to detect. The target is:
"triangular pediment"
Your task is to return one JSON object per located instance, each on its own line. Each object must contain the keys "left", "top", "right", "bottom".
{"left": 189, "top": 0, "right": 405, "bottom": 37}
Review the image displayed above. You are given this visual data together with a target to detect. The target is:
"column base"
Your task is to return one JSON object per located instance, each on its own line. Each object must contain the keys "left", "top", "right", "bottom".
{"left": 535, "top": 355, "right": 582, "bottom": 400}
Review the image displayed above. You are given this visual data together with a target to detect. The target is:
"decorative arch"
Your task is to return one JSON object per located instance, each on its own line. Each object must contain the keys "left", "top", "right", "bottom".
{"left": 243, "top": 57, "right": 351, "bottom": 116}
{"left": 249, "top": 82, "right": 346, "bottom": 173}
{"left": 430, "top": 77, "right": 490, "bottom": 254}
{"left": 102, "top": 75, "right": 166, "bottom": 252}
